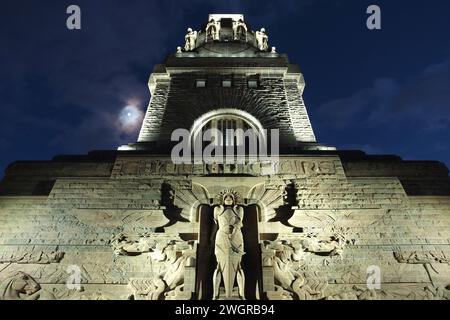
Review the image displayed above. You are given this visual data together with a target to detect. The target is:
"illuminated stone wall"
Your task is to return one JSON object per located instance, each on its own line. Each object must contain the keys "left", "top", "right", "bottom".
{"left": 138, "top": 59, "right": 316, "bottom": 147}
{"left": 1, "top": 13, "right": 449, "bottom": 301}
{"left": 0, "top": 152, "right": 449, "bottom": 300}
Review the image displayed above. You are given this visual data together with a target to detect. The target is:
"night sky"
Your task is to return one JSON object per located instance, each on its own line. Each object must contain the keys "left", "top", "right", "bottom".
{"left": 1, "top": 0, "right": 450, "bottom": 177}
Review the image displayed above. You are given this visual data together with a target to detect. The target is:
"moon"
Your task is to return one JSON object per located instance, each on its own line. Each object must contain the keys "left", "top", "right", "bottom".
{"left": 119, "top": 104, "right": 144, "bottom": 133}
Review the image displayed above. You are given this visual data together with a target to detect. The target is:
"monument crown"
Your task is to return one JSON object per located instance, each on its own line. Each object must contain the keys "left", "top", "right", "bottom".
{"left": 179, "top": 14, "right": 272, "bottom": 56}
{"left": 121, "top": 14, "right": 331, "bottom": 152}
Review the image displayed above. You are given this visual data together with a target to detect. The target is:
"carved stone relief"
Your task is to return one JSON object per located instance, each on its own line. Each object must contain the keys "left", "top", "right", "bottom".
{"left": 0, "top": 249, "right": 64, "bottom": 264}
{"left": 393, "top": 251, "right": 449, "bottom": 264}
{"left": 247, "top": 181, "right": 287, "bottom": 221}
{"left": 0, "top": 272, "right": 55, "bottom": 300}
{"left": 167, "top": 176, "right": 287, "bottom": 222}
{"left": 129, "top": 278, "right": 165, "bottom": 300}
{"left": 171, "top": 180, "right": 210, "bottom": 222}
{"left": 111, "top": 233, "right": 196, "bottom": 300}
{"left": 326, "top": 286, "right": 376, "bottom": 300}
{"left": 378, "top": 284, "right": 450, "bottom": 300}
{"left": 261, "top": 228, "right": 354, "bottom": 300}
{"left": 111, "top": 158, "right": 338, "bottom": 178}
{"left": 300, "top": 228, "right": 351, "bottom": 257}
{"left": 393, "top": 250, "right": 450, "bottom": 290}
{"left": 261, "top": 241, "right": 328, "bottom": 300}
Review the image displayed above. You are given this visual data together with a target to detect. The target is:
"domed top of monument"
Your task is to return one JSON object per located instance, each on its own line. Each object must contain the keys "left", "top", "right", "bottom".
{"left": 177, "top": 14, "right": 277, "bottom": 57}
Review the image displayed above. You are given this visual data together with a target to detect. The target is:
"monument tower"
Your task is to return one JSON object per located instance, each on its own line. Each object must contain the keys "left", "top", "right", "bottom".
{"left": 0, "top": 14, "right": 449, "bottom": 300}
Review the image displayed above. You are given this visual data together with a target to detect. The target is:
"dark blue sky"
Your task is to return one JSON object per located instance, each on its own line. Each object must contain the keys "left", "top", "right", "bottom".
{"left": 1, "top": 0, "right": 450, "bottom": 176}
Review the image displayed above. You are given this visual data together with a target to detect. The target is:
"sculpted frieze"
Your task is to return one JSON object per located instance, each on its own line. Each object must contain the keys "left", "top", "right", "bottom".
{"left": 111, "top": 232, "right": 196, "bottom": 300}
{"left": 0, "top": 249, "right": 64, "bottom": 264}
{"left": 393, "top": 251, "right": 449, "bottom": 264}
{"left": 262, "top": 228, "right": 352, "bottom": 300}
{"left": 112, "top": 158, "right": 338, "bottom": 178}
{"left": 262, "top": 241, "right": 328, "bottom": 300}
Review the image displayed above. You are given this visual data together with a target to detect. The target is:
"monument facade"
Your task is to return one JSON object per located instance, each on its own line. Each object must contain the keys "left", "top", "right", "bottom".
{"left": 0, "top": 14, "right": 449, "bottom": 300}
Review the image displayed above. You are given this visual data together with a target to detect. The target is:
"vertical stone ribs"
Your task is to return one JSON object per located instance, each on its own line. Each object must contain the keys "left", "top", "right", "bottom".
{"left": 284, "top": 78, "right": 316, "bottom": 143}
{"left": 138, "top": 80, "right": 170, "bottom": 142}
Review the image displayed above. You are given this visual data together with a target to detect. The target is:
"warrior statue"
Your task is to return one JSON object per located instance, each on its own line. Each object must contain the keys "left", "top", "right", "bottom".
{"left": 255, "top": 28, "right": 269, "bottom": 51}
{"left": 184, "top": 28, "right": 198, "bottom": 51}
{"left": 213, "top": 191, "right": 245, "bottom": 300}
{"left": 233, "top": 18, "right": 247, "bottom": 41}
{"left": 206, "top": 18, "right": 220, "bottom": 41}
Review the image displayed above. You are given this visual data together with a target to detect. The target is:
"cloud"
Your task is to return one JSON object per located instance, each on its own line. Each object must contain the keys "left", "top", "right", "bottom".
{"left": 314, "top": 59, "right": 450, "bottom": 167}
{"left": 118, "top": 104, "right": 145, "bottom": 135}
{"left": 317, "top": 59, "right": 450, "bottom": 132}
{"left": 0, "top": 0, "right": 322, "bottom": 156}
{"left": 0, "top": 0, "right": 197, "bottom": 153}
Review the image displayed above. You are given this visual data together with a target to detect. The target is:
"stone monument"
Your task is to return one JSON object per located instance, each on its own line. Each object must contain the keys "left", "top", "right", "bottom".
{"left": 0, "top": 14, "right": 449, "bottom": 300}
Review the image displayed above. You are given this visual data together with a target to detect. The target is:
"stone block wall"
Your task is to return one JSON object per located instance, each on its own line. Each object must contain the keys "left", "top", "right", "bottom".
{"left": 0, "top": 152, "right": 449, "bottom": 300}
{"left": 137, "top": 60, "right": 317, "bottom": 146}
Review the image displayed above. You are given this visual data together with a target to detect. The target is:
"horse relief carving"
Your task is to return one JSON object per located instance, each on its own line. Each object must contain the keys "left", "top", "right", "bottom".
{"left": 111, "top": 233, "right": 196, "bottom": 300}
{"left": 262, "top": 241, "right": 327, "bottom": 300}
{"left": 262, "top": 228, "right": 353, "bottom": 300}
{"left": 0, "top": 272, "right": 55, "bottom": 300}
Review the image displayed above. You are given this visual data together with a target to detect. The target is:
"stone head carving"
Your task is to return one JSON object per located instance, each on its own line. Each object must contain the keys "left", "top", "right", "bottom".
{"left": 217, "top": 189, "right": 241, "bottom": 206}
{"left": 0, "top": 272, "right": 41, "bottom": 300}
{"left": 14, "top": 272, "right": 40, "bottom": 295}
{"left": 223, "top": 193, "right": 235, "bottom": 206}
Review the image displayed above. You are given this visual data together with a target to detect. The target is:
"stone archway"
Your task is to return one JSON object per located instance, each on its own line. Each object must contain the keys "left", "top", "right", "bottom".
{"left": 189, "top": 108, "right": 268, "bottom": 149}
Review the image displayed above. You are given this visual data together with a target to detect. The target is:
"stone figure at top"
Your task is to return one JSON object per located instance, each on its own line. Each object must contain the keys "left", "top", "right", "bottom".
{"left": 255, "top": 28, "right": 269, "bottom": 51}
{"left": 176, "top": 16, "right": 275, "bottom": 55}
{"left": 184, "top": 28, "right": 198, "bottom": 51}
{"left": 206, "top": 18, "right": 220, "bottom": 41}
{"left": 233, "top": 18, "right": 247, "bottom": 41}
{"left": 213, "top": 191, "right": 246, "bottom": 300}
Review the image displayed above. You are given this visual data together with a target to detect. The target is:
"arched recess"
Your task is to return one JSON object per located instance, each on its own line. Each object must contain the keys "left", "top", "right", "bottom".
{"left": 189, "top": 108, "right": 267, "bottom": 148}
